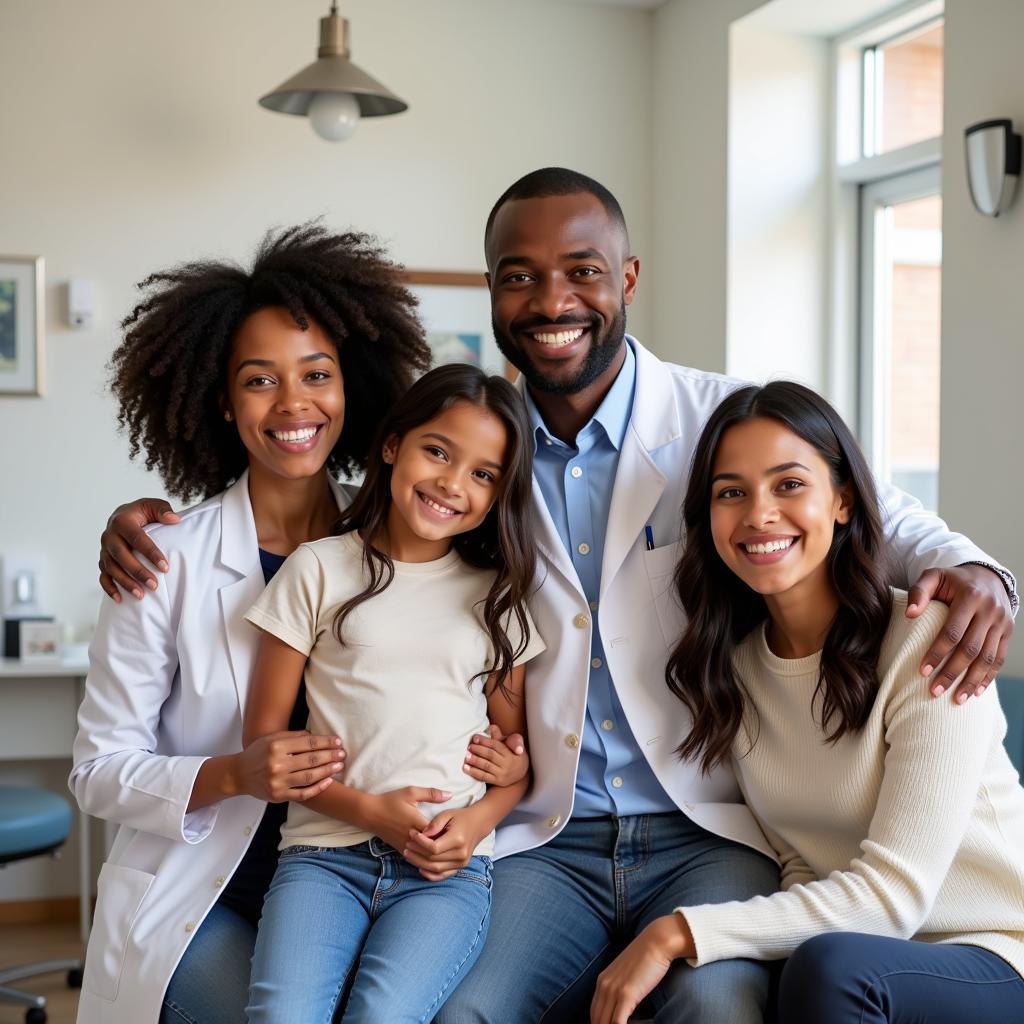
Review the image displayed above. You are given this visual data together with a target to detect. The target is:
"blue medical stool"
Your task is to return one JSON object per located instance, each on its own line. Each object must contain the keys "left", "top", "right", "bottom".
{"left": 0, "top": 787, "right": 83, "bottom": 1024}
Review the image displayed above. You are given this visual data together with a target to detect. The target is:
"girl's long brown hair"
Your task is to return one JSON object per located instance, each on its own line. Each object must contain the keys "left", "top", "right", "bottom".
{"left": 666, "top": 381, "right": 895, "bottom": 774}
{"left": 332, "top": 363, "right": 537, "bottom": 698}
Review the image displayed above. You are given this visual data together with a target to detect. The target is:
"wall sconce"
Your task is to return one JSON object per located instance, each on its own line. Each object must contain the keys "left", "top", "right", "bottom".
{"left": 964, "top": 119, "right": 1021, "bottom": 217}
{"left": 259, "top": 2, "right": 407, "bottom": 142}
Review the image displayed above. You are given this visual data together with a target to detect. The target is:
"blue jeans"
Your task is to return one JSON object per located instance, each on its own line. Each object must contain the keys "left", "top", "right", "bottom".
{"left": 438, "top": 812, "right": 780, "bottom": 1024}
{"left": 160, "top": 902, "right": 255, "bottom": 1024}
{"left": 247, "top": 840, "right": 493, "bottom": 1024}
{"left": 776, "top": 932, "right": 1024, "bottom": 1023}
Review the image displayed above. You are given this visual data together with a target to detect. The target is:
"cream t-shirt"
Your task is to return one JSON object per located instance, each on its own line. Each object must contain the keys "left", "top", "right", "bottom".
{"left": 244, "top": 532, "right": 545, "bottom": 856}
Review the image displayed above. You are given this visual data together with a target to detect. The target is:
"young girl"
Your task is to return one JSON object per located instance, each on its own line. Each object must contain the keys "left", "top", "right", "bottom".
{"left": 241, "top": 362, "right": 545, "bottom": 1024}
{"left": 591, "top": 381, "right": 1024, "bottom": 1024}
{"left": 71, "top": 224, "right": 431, "bottom": 1024}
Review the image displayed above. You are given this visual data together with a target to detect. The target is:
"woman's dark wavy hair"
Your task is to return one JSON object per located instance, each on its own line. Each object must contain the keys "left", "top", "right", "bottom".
{"left": 110, "top": 223, "right": 432, "bottom": 502}
{"left": 332, "top": 363, "right": 537, "bottom": 699}
{"left": 666, "top": 381, "right": 895, "bottom": 774}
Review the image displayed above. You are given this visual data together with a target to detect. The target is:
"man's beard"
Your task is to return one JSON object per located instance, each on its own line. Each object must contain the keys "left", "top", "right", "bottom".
{"left": 492, "top": 302, "right": 627, "bottom": 396}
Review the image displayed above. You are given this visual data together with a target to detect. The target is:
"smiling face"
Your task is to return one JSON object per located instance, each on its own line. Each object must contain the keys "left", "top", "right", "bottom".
{"left": 485, "top": 192, "right": 638, "bottom": 398}
{"left": 223, "top": 306, "right": 345, "bottom": 485}
{"left": 382, "top": 399, "right": 510, "bottom": 562}
{"left": 709, "top": 417, "right": 851, "bottom": 608}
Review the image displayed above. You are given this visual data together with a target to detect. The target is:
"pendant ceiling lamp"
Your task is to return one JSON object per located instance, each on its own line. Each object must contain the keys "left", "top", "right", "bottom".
{"left": 259, "top": 2, "right": 408, "bottom": 142}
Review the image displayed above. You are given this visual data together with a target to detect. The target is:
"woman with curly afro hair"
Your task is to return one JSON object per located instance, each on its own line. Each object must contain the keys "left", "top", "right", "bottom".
{"left": 71, "top": 223, "right": 432, "bottom": 1024}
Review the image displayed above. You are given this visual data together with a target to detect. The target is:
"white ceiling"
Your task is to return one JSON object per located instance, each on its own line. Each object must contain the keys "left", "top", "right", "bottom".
{"left": 556, "top": 0, "right": 665, "bottom": 9}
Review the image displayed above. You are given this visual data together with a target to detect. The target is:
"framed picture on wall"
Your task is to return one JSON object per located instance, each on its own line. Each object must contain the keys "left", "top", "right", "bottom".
{"left": 402, "top": 271, "right": 514, "bottom": 381}
{"left": 0, "top": 255, "right": 45, "bottom": 396}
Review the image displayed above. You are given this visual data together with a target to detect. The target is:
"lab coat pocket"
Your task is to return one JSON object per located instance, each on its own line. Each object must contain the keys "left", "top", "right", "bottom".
{"left": 83, "top": 862, "right": 155, "bottom": 1001}
{"left": 642, "top": 541, "right": 685, "bottom": 647}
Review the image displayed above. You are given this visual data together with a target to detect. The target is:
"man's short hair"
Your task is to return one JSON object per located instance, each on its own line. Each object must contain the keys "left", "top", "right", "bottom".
{"left": 484, "top": 167, "right": 630, "bottom": 250}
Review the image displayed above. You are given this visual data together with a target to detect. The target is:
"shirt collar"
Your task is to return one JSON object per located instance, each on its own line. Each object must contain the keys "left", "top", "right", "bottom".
{"left": 526, "top": 339, "right": 637, "bottom": 453}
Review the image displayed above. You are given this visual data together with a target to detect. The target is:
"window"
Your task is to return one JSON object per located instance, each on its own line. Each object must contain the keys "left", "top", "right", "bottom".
{"left": 834, "top": 2, "right": 944, "bottom": 510}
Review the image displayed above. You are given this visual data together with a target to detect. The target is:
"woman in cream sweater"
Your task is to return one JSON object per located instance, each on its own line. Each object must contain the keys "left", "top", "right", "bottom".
{"left": 591, "top": 381, "right": 1024, "bottom": 1024}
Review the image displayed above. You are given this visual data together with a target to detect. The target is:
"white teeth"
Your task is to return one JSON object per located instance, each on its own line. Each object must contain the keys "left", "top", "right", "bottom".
{"left": 534, "top": 328, "right": 584, "bottom": 347}
{"left": 743, "top": 538, "right": 795, "bottom": 554}
{"left": 420, "top": 494, "right": 458, "bottom": 516}
{"left": 271, "top": 427, "right": 318, "bottom": 443}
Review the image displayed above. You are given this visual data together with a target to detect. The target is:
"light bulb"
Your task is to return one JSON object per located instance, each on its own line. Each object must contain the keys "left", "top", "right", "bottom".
{"left": 308, "top": 91, "right": 360, "bottom": 141}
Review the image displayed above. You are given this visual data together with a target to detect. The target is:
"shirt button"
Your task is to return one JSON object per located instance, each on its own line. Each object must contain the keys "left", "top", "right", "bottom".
{"left": 577, "top": 542, "right": 591, "bottom": 555}
{"left": 573, "top": 613, "right": 589, "bottom": 629}
{"left": 565, "top": 734, "right": 580, "bottom": 748}
{"left": 591, "top": 657, "right": 603, "bottom": 669}
{"left": 214, "top": 875, "right": 225, "bottom": 888}
{"left": 544, "top": 437, "right": 553, "bottom": 446}
{"left": 547, "top": 815, "right": 561, "bottom": 828}
{"left": 185, "top": 921, "right": 196, "bottom": 933}
{"left": 611, "top": 776, "right": 624, "bottom": 788}
{"left": 601, "top": 719, "right": 614, "bottom": 731}
{"left": 571, "top": 466, "right": 583, "bottom": 478}
{"left": 589, "top": 600, "right": 598, "bottom": 610}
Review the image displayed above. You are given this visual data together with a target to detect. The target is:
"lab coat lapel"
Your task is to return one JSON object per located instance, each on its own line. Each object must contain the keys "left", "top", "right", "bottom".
{"left": 600, "top": 339, "right": 681, "bottom": 597}
{"left": 217, "top": 472, "right": 350, "bottom": 711}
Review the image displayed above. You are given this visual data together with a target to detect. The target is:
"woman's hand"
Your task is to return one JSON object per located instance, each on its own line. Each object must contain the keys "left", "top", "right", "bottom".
{"left": 463, "top": 724, "right": 529, "bottom": 787}
{"left": 591, "top": 915, "right": 694, "bottom": 1024}
{"left": 360, "top": 786, "right": 451, "bottom": 854}
{"left": 99, "top": 498, "right": 180, "bottom": 601}
{"left": 403, "top": 805, "right": 490, "bottom": 881}
{"left": 234, "top": 731, "right": 346, "bottom": 802}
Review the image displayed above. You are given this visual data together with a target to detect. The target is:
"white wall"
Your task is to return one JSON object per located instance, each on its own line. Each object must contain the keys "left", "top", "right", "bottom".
{"left": 939, "top": 0, "right": 1024, "bottom": 675}
{"left": 0, "top": 0, "right": 653, "bottom": 901}
{"left": 649, "top": 0, "right": 766, "bottom": 372}
{"left": 726, "top": 23, "right": 829, "bottom": 389}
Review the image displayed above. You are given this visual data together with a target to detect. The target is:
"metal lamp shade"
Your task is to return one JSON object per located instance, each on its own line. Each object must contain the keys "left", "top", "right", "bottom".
{"left": 965, "top": 119, "right": 1021, "bottom": 217}
{"left": 259, "top": 57, "right": 407, "bottom": 118}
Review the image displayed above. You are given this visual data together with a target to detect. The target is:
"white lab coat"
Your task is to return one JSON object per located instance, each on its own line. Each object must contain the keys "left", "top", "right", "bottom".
{"left": 495, "top": 337, "right": 1005, "bottom": 860}
{"left": 70, "top": 471, "right": 348, "bottom": 1024}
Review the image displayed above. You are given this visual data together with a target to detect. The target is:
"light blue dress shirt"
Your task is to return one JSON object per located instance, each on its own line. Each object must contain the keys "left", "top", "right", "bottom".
{"left": 526, "top": 343, "right": 676, "bottom": 818}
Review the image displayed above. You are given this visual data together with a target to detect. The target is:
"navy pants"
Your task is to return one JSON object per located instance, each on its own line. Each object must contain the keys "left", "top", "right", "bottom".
{"left": 776, "top": 932, "right": 1024, "bottom": 1023}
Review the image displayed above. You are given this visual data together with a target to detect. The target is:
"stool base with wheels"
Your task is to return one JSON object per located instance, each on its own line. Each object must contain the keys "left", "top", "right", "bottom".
{"left": 0, "top": 788, "right": 85, "bottom": 1024}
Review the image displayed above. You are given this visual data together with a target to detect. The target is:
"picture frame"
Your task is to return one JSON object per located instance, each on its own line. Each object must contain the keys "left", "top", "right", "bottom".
{"left": 401, "top": 271, "right": 515, "bottom": 381}
{"left": 18, "top": 621, "right": 62, "bottom": 663}
{"left": 0, "top": 254, "right": 45, "bottom": 396}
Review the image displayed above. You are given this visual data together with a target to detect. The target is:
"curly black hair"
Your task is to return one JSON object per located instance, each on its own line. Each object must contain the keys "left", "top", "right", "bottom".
{"left": 110, "top": 223, "right": 432, "bottom": 503}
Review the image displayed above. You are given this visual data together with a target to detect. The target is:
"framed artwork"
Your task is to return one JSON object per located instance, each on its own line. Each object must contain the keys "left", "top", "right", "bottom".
{"left": 0, "top": 255, "right": 45, "bottom": 395}
{"left": 402, "top": 271, "right": 515, "bottom": 381}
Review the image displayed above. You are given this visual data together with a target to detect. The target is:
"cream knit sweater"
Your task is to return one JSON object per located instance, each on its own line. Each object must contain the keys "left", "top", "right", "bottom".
{"left": 680, "top": 590, "right": 1024, "bottom": 975}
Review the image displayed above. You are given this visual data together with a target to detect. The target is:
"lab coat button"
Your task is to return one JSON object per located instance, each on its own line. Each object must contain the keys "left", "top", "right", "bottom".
{"left": 185, "top": 921, "right": 196, "bottom": 933}
{"left": 547, "top": 815, "right": 561, "bottom": 828}
{"left": 565, "top": 734, "right": 580, "bottom": 749}
{"left": 243, "top": 826, "right": 253, "bottom": 836}
{"left": 214, "top": 876, "right": 225, "bottom": 888}
{"left": 573, "top": 614, "right": 589, "bottom": 629}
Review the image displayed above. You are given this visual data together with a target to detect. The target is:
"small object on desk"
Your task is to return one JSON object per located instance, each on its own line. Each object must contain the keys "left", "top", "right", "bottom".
{"left": 19, "top": 620, "right": 62, "bottom": 663}
{"left": 3, "top": 615, "right": 53, "bottom": 659}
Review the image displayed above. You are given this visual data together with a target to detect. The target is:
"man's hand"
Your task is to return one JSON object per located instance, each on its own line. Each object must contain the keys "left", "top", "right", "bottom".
{"left": 908, "top": 564, "right": 1014, "bottom": 702}
{"left": 99, "top": 498, "right": 180, "bottom": 601}
{"left": 403, "top": 804, "right": 491, "bottom": 882}
{"left": 360, "top": 786, "right": 450, "bottom": 855}
{"left": 463, "top": 723, "right": 529, "bottom": 787}
{"left": 591, "top": 915, "right": 693, "bottom": 1024}
{"left": 234, "top": 731, "right": 346, "bottom": 803}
